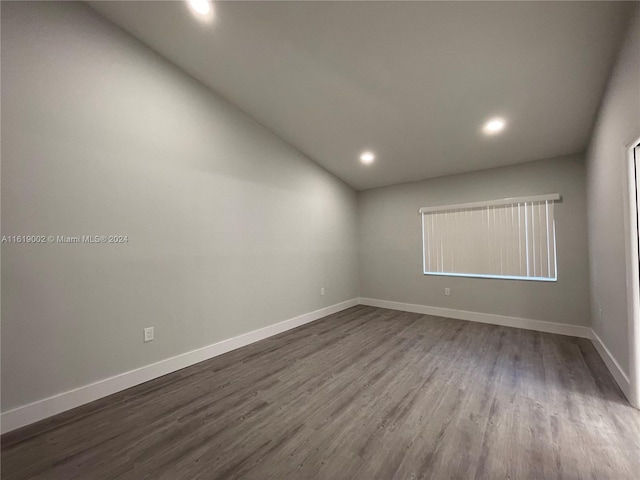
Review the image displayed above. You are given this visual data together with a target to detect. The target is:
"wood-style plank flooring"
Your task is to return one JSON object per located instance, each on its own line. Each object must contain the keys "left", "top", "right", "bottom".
{"left": 2, "top": 306, "right": 639, "bottom": 479}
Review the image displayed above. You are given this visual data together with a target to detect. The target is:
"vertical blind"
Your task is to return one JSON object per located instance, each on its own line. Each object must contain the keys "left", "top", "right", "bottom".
{"left": 420, "top": 194, "right": 559, "bottom": 281}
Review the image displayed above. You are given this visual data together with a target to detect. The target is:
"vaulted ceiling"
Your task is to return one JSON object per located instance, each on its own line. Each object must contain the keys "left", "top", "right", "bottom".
{"left": 90, "top": 1, "right": 633, "bottom": 190}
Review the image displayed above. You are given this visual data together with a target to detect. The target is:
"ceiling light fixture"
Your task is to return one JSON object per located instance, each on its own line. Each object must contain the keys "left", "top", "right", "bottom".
{"left": 187, "top": 0, "right": 213, "bottom": 18}
{"left": 360, "top": 151, "right": 375, "bottom": 165}
{"left": 482, "top": 117, "right": 506, "bottom": 135}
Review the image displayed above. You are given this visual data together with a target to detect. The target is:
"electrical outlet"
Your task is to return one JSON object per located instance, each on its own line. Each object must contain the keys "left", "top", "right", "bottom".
{"left": 321, "top": 287, "right": 325, "bottom": 296}
{"left": 144, "top": 327, "right": 154, "bottom": 342}
{"left": 444, "top": 288, "right": 451, "bottom": 296}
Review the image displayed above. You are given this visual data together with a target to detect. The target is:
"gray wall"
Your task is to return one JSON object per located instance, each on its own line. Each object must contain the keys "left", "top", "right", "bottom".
{"left": 359, "top": 155, "right": 590, "bottom": 326}
{"left": 1, "top": 2, "right": 358, "bottom": 411}
{"left": 586, "top": 8, "right": 640, "bottom": 377}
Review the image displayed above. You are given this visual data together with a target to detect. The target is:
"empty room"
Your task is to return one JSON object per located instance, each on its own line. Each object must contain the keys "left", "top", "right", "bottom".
{"left": 2, "top": 1, "right": 640, "bottom": 479}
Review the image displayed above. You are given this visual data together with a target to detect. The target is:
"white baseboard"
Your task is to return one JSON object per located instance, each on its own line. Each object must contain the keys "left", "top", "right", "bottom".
{"left": 359, "top": 297, "right": 634, "bottom": 401}
{"left": 0, "top": 298, "right": 359, "bottom": 434}
{"left": 359, "top": 297, "right": 592, "bottom": 338}
{"left": 590, "top": 329, "right": 631, "bottom": 401}
{"left": 3, "top": 297, "right": 631, "bottom": 434}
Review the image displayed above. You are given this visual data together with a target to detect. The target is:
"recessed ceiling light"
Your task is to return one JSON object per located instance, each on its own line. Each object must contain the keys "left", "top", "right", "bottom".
{"left": 482, "top": 117, "right": 506, "bottom": 135}
{"left": 187, "top": 0, "right": 212, "bottom": 18}
{"left": 360, "top": 151, "right": 375, "bottom": 165}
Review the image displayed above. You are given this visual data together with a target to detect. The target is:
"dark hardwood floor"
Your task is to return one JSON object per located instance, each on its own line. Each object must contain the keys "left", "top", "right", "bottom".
{"left": 2, "top": 306, "right": 639, "bottom": 479}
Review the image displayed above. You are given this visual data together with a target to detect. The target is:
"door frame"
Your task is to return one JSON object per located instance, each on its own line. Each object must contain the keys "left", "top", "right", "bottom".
{"left": 624, "top": 135, "right": 640, "bottom": 408}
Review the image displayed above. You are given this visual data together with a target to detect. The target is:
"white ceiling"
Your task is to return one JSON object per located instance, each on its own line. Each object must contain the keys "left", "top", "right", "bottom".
{"left": 90, "top": 1, "right": 633, "bottom": 190}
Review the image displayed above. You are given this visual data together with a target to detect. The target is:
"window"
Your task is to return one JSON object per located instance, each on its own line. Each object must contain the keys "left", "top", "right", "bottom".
{"left": 420, "top": 194, "right": 559, "bottom": 281}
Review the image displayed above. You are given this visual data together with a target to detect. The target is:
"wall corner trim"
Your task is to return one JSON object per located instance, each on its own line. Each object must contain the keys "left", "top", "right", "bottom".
{"left": 590, "top": 329, "right": 632, "bottom": 401}
{"left": 0, "top": 298, "right": 359, "bottom": 434}
{"left": 358, "top": 297, "right": 592, "bottom": 338}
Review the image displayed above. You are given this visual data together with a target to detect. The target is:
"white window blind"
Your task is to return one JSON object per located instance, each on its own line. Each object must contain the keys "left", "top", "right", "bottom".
{"left": 420, "top": 194, "right": 559, "bottom": 281}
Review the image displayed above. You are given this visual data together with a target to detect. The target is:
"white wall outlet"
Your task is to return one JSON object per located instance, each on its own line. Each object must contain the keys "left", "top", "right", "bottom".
{"left": 144, "top": 327, "right": 154, "bottom": 342}
{"left": 444, "top": 288, "right": 451, "bottom": 296}
{"left": 321, "top": 287, "right": 325, "bottom": 296}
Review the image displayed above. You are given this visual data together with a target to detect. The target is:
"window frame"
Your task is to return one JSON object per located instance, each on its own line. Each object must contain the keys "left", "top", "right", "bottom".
{"left": 419, "top": 194, "right": 560, "bottom": 282}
